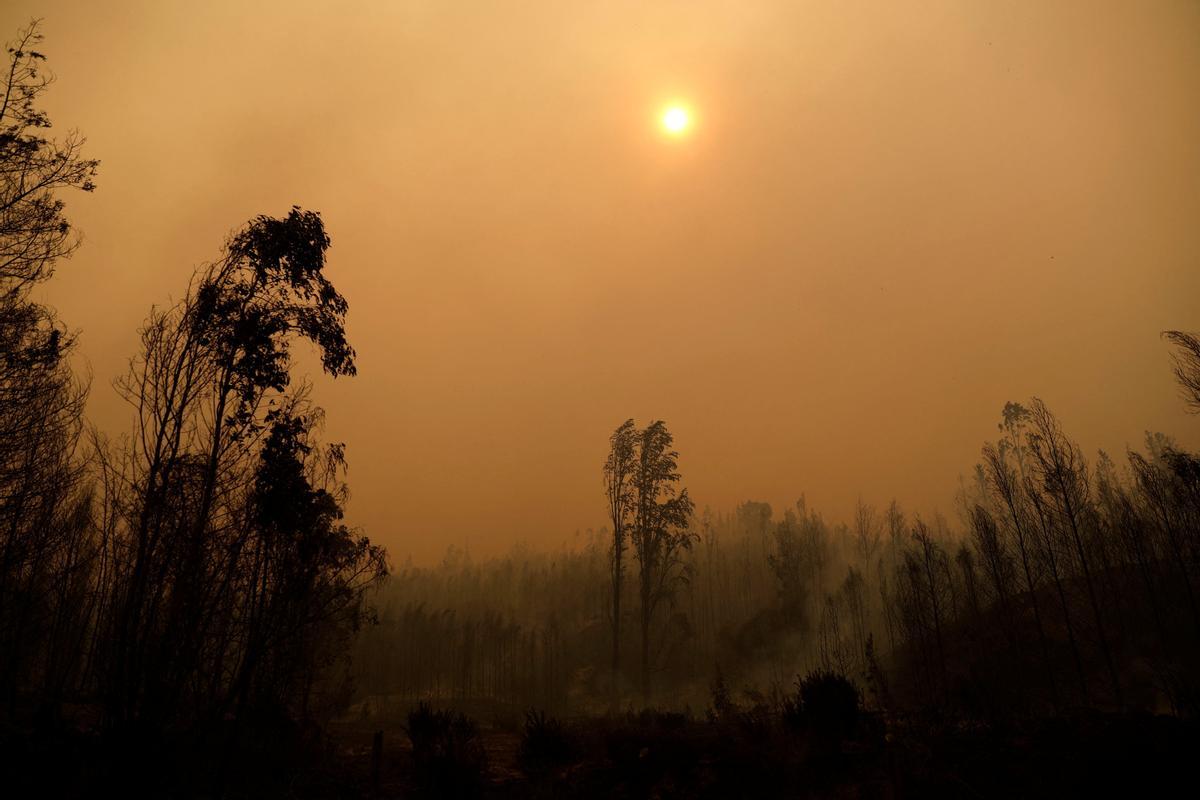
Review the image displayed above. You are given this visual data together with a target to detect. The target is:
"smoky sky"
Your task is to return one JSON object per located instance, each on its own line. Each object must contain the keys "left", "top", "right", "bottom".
{"left": 7, "top": 0, "right": 1199, "bottom": 562}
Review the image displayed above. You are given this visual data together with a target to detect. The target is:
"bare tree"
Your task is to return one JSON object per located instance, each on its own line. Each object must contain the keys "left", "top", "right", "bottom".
{"left": 982, "top": 402, "right": 1061, "bottom": 707}
{"left": 0, "top": 19, "right": 97, "bottom": 720}
{"left": 853, "top": 498, "right": 880, "bottom": 567}
{"left": 1163, "top": 331, "right": 1200, "bottom": 413}
{"left": 1025, "top": 398, "right": 1123, "bottom": 707}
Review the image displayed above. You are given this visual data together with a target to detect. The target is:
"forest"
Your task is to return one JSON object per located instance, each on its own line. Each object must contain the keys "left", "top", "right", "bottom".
{"left": 3, "top": 16, "right": 1200, "bottom": 800}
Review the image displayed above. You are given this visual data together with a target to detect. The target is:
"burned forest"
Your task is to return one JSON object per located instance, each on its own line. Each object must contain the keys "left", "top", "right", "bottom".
{"left": 3, "top": 5, "right": 1200, "bottom": 799}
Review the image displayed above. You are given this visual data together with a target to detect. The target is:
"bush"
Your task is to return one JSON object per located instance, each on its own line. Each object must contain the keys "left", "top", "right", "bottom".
{"left": 797, "top": 669, "right": 861, "bottom": 741}
{"left": 405, "top": 703, "right": 488, "bottom": 797}
{"left": 518, "top": 709, "right": 576, "bottom": 773}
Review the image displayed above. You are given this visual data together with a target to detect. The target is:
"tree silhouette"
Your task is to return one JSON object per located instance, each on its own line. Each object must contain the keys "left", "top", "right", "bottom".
{"left": 1164, "top": 330, "right": 1200, "bottom": 412}
{"left": 0, "top": 19, "right": 98, "bottom": 288}
{"left": 1025, "top": 398, "right": 1123, "bottom": 707}
{"left": 99, "top": 207, "right": 377, "bottom": 729}
{"left": 603, "top": 418, "right": 637, "bottom": 705}
{"left": 629, "top": 420, "right": 695, "bottom": 703}
{"left": 0, "top": 19, "right": 96, "bottom": 721}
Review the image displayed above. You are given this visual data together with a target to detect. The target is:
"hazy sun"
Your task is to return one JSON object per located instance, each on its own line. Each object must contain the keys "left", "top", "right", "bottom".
{"left": 661, "top": 105, "right": 691, "bottom": 135}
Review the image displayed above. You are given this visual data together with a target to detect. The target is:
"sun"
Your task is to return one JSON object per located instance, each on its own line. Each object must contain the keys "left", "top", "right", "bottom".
{"left": 661, "top": 105, "right": 691, "bottom": 135}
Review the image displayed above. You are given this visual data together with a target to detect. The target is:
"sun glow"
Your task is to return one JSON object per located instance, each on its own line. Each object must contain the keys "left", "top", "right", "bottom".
{"left": 661, "top": 105, "right": 691, "bottom": 135}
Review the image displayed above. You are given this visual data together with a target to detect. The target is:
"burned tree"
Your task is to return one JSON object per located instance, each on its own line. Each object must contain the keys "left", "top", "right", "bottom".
{"left": 629, "top": 420, "right": 695, "bottom": 703}
{"left": 0, "top": 19, "right": 98, "bottom": 719}
{"left": 602, "top": 418, "right": 637, "bottom": 703}
{"left": 98, "top": 207, "right": 384, "bottom": 729}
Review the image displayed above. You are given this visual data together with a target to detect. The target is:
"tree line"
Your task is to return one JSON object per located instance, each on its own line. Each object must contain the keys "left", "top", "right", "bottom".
{"left": 354, "top": 349, "right": 1200, "bottom": 721}
{"left": 357, "top": 375, "right": 1200, "bottom": 721}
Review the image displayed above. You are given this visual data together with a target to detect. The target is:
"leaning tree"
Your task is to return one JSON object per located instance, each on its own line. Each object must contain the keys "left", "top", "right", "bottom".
{"left": 99, "top": 207, "right": 384, "bottom": 728}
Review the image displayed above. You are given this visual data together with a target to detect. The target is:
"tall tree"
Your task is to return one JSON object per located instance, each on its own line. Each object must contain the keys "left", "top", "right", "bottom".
{"left": 0, "top": 19, "right": 98, "bottom": 719}
{"left": 629, "top": 420, "right": 695, "bottom": 703}
{"left": 100, "top": 207, "right": 374, "bottom": 728}
{"left": 983, "top": 402, "right": 1061, "bottom": 707}
{"left": 602, "top": 419, "right": 637, "bottom": 704}
{"left": 1025, "top": 398, "right": 1123, "bottom": 707}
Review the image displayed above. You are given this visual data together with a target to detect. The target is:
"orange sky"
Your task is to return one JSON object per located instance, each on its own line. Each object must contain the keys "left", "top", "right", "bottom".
{"left": 6, "top": 1, "right": 1200, "bottom": 563}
